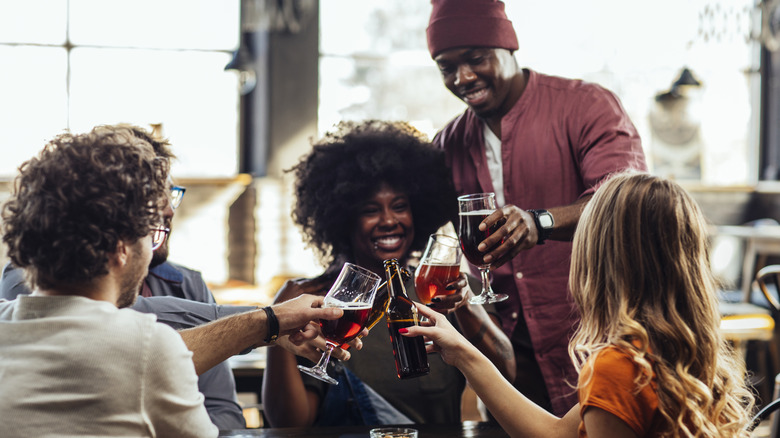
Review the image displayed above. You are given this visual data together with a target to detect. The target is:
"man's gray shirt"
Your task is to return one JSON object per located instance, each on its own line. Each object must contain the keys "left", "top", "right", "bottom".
{"left": 1, "top": 261, "right": 255, "bottom": 430}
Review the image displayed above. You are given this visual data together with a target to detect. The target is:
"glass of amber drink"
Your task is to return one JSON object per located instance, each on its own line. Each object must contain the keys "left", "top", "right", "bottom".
{"left": 414, "top": 234, "right": 462, "bottom": 304}
{"left": 297, "top": 262, "right": 380, "bottom": 384}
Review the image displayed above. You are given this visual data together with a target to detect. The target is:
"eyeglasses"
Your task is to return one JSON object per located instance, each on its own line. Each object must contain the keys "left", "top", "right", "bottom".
{"left": 170, "top": 185, "right": 186, "bottom": 209}
{"left": 151, "top": 227, "right": 170, "bottom": 251}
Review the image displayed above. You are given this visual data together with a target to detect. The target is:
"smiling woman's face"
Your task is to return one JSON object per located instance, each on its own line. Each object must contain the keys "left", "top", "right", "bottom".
{"left": 349, "top": 182, "right": 415, "bottom": 275}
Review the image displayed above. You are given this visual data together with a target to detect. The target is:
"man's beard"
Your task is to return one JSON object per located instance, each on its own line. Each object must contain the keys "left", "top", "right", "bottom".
{"left": 116, "top": 284, "right": 140, "bottom": 308}
{"left": 149, "top": 221, "right": 171, "bottom": 268}
{"left": 149, "top": 241, "right": 169, "bottom": 268}
{"left": 117, "top": 243, "right": 149, "bottom": 308}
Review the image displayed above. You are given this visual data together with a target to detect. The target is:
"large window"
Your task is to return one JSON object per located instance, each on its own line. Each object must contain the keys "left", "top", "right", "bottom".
{"left": 320, "top": 0, "right": 758, "bottom": 186}
{"left": 0, "top": 0, "right": 241, "bottom": 178}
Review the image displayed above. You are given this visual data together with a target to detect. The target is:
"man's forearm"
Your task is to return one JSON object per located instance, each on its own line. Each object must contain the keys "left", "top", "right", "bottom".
{"left": 179, "top": 309, "right": 266, "bottom": 375}
{"left": 178, "top": 294, "right": 340, "bottom": 375}
{"left": 548, "top": 194, "right": 592, "bottom": 241}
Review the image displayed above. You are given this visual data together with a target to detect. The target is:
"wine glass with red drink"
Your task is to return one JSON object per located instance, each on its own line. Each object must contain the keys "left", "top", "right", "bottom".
{"left": 414, "top": 234, "right": 462, "bottom": 304}
{"left": 297, "top": 262, "right": 381, "bottom": 384}
{"left": 457, "top": 193, "right": 509, "bottom": 304}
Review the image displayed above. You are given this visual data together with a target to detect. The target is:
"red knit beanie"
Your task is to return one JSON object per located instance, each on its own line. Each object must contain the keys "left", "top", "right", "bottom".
{"left": 426, "top": 0, "right": 518, "bottom": 59}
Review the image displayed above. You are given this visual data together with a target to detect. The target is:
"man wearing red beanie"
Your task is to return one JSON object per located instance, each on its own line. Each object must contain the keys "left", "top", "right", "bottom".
{"left": 427, "top": 0, "right": 648, "bottom": 417}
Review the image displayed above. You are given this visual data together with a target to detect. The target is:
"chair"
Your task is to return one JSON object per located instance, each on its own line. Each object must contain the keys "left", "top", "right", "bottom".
{"left": 720, "top": 266, "right": 779, "bottom": 407}
{"left": 736, "top": 265, "right": 780, "bottom": 412}
{"left": 748, "top": 374, "right": 780, "bottom": 437}
{"left": 757, "top": 266, "right": 780, "bottom": 316}
{"left": 756, "top": 265, "right": 780, "bottom": 369}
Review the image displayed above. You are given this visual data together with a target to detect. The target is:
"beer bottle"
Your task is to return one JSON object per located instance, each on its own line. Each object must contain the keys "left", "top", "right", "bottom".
{"left": 364, "top": 267, "right": 411, "bottom": 331}
{"left": 384, "top": 259, "right": 430, "bottom": 379}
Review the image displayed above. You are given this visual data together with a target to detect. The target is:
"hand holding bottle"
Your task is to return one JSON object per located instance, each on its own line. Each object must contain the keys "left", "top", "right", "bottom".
{"left": 397, "top": 302, "right": 479, "bottom": 371}
{"left": 384, "top": 259, "right": 430, "bottom": 379}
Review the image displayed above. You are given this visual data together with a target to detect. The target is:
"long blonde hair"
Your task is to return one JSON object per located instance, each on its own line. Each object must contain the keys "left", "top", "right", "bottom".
{"left": 569, "top": 172, "right": 753, "bottom": 437}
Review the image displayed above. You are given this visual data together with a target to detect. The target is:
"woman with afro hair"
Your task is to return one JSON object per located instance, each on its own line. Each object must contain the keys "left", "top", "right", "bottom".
{"left": 262, "top": 120, "right": 514, "bottom": 427}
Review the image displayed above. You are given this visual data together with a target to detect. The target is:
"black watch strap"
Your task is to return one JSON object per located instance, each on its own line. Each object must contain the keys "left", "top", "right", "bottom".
{"left": 262, "top": 306, "right": 279, "bottom": 344}
{"left": 527, "top": 209, "right": 554, "bottom": 245}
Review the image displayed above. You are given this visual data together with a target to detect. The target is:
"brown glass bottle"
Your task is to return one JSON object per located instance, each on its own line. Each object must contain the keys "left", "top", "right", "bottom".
{"left": 364, "top": 267, "right": 411, "bottom": 331}
{"left": 384, "top": 259, "right": 430, "bottom": 379}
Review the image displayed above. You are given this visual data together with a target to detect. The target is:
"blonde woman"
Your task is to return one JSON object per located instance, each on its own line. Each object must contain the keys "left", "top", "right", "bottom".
{"left": 402, "top": 172, "right": 754, "bottom": 437}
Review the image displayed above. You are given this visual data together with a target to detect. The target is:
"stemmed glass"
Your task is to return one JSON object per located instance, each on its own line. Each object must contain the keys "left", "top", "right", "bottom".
{"left": 414, "top": 234, "right": 462, "bottom": 304}
{"left": 297, "top": 262, "right": 381, "bottom": 384}
{"left": 457, "top": 193, "right": 509, "bottom": 305}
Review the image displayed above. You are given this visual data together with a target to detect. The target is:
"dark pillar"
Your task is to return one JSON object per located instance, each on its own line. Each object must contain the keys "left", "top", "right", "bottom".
{"left": 228, "top": 0, "right": 319, "bottom": 284}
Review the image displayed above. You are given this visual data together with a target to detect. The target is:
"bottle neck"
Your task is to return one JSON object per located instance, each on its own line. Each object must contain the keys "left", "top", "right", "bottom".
{"left": 384, "top": 262, "right": 406, "bottom": 300}
{"left": 374, "top": 267, "right": 409, "bottom": 297}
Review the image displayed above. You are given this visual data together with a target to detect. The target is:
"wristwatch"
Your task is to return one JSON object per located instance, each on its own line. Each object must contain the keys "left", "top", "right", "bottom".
{"left": 527, "top": 209, "right": 554, "bottom": 245}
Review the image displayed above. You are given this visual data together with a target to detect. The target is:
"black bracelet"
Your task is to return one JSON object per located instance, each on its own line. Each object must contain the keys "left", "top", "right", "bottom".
{"left": 262, "top": 306, "right": 279, "bottom": 344}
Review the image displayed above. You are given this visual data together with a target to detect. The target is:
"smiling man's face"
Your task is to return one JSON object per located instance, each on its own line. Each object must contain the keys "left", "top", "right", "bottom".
{"left": 435, "top": 47, "right": 518, "bottom": 120}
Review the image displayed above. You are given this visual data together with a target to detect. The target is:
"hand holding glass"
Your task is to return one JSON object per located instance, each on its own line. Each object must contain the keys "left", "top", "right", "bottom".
{"left": 297, "top": 263, "right": 381, "bottom": 384}
{"left": 414, "top": 234, "right": 462, "bottom": 304}
{"left": 457, "top": 193, "right": 509, "bottom": 304}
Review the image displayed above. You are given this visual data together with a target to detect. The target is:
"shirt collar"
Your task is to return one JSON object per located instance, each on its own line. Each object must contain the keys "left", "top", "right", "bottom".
{"left": 147, "top": 262, "right": 184, "bottom": 284}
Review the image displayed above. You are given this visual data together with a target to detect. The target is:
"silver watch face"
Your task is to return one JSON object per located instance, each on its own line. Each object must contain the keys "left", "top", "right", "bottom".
{"left": 538, "top": 212, "right": 554, "bottom": 229}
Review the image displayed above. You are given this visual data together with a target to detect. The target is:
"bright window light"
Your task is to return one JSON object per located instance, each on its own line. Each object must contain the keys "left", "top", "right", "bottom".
{"left": 0, "top": 0, "right": 240, "bottom": 178}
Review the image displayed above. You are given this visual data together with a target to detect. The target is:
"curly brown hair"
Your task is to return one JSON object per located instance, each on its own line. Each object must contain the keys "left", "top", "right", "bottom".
{"left": 1, "top": 126, "right": 170, "bottom": 290}
{"left": 113, "top": 123, "right": 176, "bottom": 163}
{"left": 288, "top": 120, "right": 457, "bottom": 268}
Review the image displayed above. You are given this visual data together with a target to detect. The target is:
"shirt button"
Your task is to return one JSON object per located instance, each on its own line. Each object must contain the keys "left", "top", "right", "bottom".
{"left": 511, "top": 312, "right": 518, "bottom": 320}
{"left": 515, "top": 272, "right": 523, "bottom": 279}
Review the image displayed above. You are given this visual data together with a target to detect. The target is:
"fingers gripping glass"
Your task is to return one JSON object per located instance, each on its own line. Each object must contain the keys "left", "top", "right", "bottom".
{"left": 170, "top": 185, "right": 186, "bottom": 209}
{"left": 151, "top": 227, "right": 170, "bottom": 251}
{"left": 457, "top": 193, "right": 508, "bottom": 305}
{"left": 297, "top": 263, "right": 381, "bottom": 385}
{"left": 414, "top": 234, "right": 462, "bottom": 304}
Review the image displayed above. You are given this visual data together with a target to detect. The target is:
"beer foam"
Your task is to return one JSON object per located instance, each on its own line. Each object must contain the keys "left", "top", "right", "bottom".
{"left": 324, "top": 297, "right": 372, "bottom": 309}
{"left": 459, "top": 209, "right": 494, "bottom": 216}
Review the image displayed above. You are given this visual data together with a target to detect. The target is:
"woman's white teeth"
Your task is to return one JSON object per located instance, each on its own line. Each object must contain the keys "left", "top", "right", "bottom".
{"left": 376, "top": 236, "right": 401, "bottom": 246}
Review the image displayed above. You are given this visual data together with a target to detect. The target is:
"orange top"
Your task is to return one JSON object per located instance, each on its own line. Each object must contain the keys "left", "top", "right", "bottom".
{"left": 577, "top": 345, "right": 660, "bottom": 437}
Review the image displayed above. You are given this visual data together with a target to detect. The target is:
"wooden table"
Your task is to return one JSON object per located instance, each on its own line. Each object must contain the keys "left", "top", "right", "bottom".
{"left": 218, "top": 422, "right": 508, "bottom": 437}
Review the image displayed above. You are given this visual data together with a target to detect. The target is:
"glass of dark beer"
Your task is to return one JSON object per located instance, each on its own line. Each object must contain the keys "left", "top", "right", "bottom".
{"left": 297, "top": 262, "right": 381, "bottom": 384}
{"left": 457, "top": 193, "right": 509, "bottom": 304}
{"left": 414, "top": 234, "right": 461, "bottom": 304}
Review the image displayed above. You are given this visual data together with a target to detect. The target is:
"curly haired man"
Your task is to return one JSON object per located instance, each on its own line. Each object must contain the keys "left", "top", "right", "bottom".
{"left": 0, "top": 126, "right": 343, "bottom": 437}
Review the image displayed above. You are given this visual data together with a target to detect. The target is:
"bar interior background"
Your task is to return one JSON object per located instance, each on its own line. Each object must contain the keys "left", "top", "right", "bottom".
{"left": 0, "top": 0, "right": 776, "bottom": 305}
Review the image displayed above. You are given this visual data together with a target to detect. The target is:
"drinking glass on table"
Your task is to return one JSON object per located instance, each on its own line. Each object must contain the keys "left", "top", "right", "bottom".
{"left": 297, "top": 262, "right": 381, "bottom": 384}
{"left": 457, "top": 193, "right": 509, "bottom": 305}
{"left": 370, "top": 427, "right": 418, "bottom": 438}
{"left": 414, "top": 234, "right": 462, "bottom": 304}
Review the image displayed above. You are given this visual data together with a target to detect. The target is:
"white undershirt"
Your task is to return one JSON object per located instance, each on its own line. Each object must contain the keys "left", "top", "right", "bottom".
{"left": 483, "top": 122, "right": 506, "bottom": 207}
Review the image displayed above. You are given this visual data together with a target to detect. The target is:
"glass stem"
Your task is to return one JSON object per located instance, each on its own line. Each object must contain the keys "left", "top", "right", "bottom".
{"left": 315, "top": 343, "right": 335, "bottom": 371}
{"left": 479, "top": 266, "right": 492, "bottom": 297}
